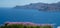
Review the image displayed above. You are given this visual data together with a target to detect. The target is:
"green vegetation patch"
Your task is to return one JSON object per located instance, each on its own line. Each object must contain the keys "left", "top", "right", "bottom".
{"left": 0, "top": 24, "right": 53, "bottom": 28}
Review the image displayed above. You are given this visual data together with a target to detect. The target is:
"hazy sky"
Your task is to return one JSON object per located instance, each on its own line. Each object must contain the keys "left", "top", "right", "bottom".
{"left": 0, "top": 0, "right": 60, "bottom": 7}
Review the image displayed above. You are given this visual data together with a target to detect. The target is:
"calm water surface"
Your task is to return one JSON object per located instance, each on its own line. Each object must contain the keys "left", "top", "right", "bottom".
{"left": 0, "top": 8, "right": 60, "bottom": 28}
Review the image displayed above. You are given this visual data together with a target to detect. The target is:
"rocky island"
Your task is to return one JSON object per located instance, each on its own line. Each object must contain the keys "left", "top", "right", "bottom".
{"left": 14, "top": 2, "right": 60, "bottom": 11}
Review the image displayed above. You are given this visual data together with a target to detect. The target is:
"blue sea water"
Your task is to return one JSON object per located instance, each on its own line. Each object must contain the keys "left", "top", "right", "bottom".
{"left": 0, "top": 8, "right": 60, "bottom": 28}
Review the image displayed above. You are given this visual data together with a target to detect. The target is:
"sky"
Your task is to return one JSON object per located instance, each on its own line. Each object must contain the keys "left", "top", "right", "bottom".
{"left": 0, "top": 0, "right": 60, "bottom": 7}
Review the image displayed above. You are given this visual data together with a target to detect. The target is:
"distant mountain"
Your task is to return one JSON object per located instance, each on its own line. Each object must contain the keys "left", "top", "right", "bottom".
{"left": 14, "top": 2, "right": 60, "bottom": 11}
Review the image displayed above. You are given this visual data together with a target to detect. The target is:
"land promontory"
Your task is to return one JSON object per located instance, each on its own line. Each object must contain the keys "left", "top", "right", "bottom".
{"left": 14, "top": 2, "right": 60, "bottom": 11}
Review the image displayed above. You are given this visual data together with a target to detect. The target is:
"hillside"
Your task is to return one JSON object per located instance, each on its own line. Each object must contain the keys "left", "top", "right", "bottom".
{"left": 14, "top": 2, "right": 60, "bottom": 11}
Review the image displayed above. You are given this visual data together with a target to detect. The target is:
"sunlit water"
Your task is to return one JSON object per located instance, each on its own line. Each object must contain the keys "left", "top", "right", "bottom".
{"left": 0, "top": 8, "right": 60, "bottom": 28}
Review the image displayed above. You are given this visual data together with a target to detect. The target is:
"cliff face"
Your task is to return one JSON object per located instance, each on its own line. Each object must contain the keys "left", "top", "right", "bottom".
{"left": 14, "top": 2, "right": 60, "bottom": 11}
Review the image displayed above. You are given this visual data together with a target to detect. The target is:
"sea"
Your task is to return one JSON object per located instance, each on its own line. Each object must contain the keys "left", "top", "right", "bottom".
{"left": 0, "top": 8, "right": 60, "bottom": 28}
